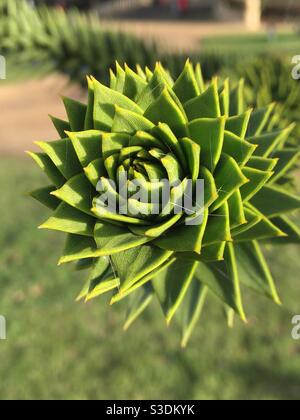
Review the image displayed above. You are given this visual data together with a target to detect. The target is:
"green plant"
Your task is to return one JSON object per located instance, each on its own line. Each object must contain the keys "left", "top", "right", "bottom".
{"left": 28, "top": 61, "right": 300, "bottom": 346}
{"left": 228, "top": 56, "right": 300, "bottom": 142}
{"left": 0, "top": 0, "right": 159, "bottom": 84}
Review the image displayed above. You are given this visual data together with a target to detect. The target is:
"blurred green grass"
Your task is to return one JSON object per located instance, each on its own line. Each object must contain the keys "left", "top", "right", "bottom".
{"left": 0, "top": 156, "right": 300, "bottom": 400}
{"left": 201, "top": 32, "right": 300, "bottom": 56}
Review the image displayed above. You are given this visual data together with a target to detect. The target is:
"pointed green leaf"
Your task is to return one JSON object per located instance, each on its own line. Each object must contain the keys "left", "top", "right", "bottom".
{"left": 112, "top": 244, "right": 173, "bottom": 293}
{"left": 84, "top": 76, "right": 95, "bottom": 130}
{"left": 36, "top": 139, "right": 82, "bottom": 180}
{"left": 123, "top": 284, "right": 153, "bottom": 330}
{"left": 233, "top": 241, "right": 281, "bottom": 304}
{"left": 248, "top": 156, "right": 278, "bottom": 172}
{"left": 50, "top": 115, "right": 71, "bottom": 139}
{"left": 130, "top": 213, "right": 183, "bottom": 239}
{"left": 195, "top": 261, "right": 245, "bottom": 319}
{"left": 229, "top": 79, "right": 245, "bottom": 115}
{"left": 211, "top": 154, "right": 249, "bottom": 211}
{"left": 184, "top": 81, "right": 221, "bottom": 120}
{"left": 29, "top": 185, "right": 60, "bottom": 210}
{"left": 92, "top": 78, "right": 143, "bottom": 131}
{"left": 203, "top": 202, "right": 232, "bottom": 246}
{"left": 247, "top": 125, "right": 295, "bottom": 158}
{"left": 112, "top": 106, "right": 154, "bottom": 134}
{"left": 200, "top": 242, "right": 226, "bottom": 262}
{"left": 63, "top": 97, "right": 87, "bottom": 132}
{"left": 226, "top": 109, "right": 252, "bottom": 139}
{"left": 152, "top": 123, "right": 188, "bottom": 172}
{"left": 173, "top": 60, "right": 200, "bottom": 104}
{"left": 180, "top": 137, "right": 201, "bottom": 183}
{"left": 110, "top": 257, "right": 176, "bottom": 304}
{"left": 200, "top": 166, "right": 218, "bottom": 208}
{"left": 188, "top": 117, "right": 225, "bottom": 172}
{"left": 52, "top": 173, "right": 95, "bottom": 216}
{"left": 228, "top": 189, "right": 247, "bottom": 229}
{"left": 94, "top": 221, "right": 152, "bottom": 255}
{"left": 270, "top": 148, "right": 300, "bottom": 183}
{"left": 223, "top": 131, "right": 256, "bottom": 166}
{"left": 84, "top": 158, "right": 106, "bottom": 187}
{"left": 123, "top": 64, "right": 147, "bottom": 101}
{"left": 223, "top": 243, "right": 247, "bottom": 321}
{"left": 179, "top": 280, "right": 208, "bottom": 348}
{"left": 250, "top": 185, "right": 300, "bottom": 218}
{"left": 154, "top": 209, "right": 208, "bottom": 253}
{"left": 246, "top": 103, "right": 275, "bottom": 137}
{"left": 240, "top": 167, "right": 273, "bottom": 202}
{"left": 152, "top": 259, "right": 198, "bottom": 324}
{"left": 39, "top": 202, "right": 95, "bottom": 236}
{"left": 59, "top": 234, "right": 99, "bottom": 264}
{"left": 67, "top": 130, "right": 101, "bottom": 167}
{"left": 144, "top": 87, "right": 187, "bottom": 138}
{"left": 27, "top": 151, "right": 65, "bottom": 187}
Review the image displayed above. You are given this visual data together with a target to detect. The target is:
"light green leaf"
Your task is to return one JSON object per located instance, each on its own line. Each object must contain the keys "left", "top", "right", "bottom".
{"left": 144, "top": 87, "right": 187, "bottom": 138}
{"left": 52, "top": 173, "right": 95, "bottom": 216}
{"left": 180, "top": 137, "right": 201, "bottom": 183}
{"left": 67, "top": 130, "right": 101, "bottom": 167}
{"left": 123, "top": 64, "right": 148, "bottom": 101}
{"left": 84, "top": 76, "right": 95, "bottom": 130}
{"left": 152, "top": 123, "right": 188, "bottom": 172}
{"left": 84, "top": 158, "right": 106, "bottom": 187}
{"left": 29, "top": 185, "right": 60, "bottom": 210}
{"left": 112, "top": 106, "right": 154, "bottom": 134}
{"left": 248, "top": 156, "right": 278, "bottom": 172}
{"left": 59, "top": 234, "right": 99, "bottom": 265}
{"left": 94, "top": 221, "right": 152, "bottom": 255}
{"left": 152, "top": 259, "right": 198, "bottom": 324}
{"left": 233, "top": 241, "right": 281, "bottom": 304}
{"left": 240, "top": 167, "right": 273, "bottom": 202}
{"left": 112, "top": 244, "right": 173, "bottom": 293}
{"left": 223, "top": 131, "right": 256, "bottom": 167}
{"left": 63, "top": 96, "right": 87, "bottom": 132}
{"left": 195, "top": 261, "right": 245, "bottom": 319}
{"left": 229, "top": 79, "right": 245, "bottom": 115}
{"left": 211, "top": 154, "right": 249, "bottom": 211}
{"left": 179, "top": 280, "right": 208, "bottom": 348}
{"left": 173, "top": 60, "right": 200, "bottom": 104}
{"left": 188, "top": 117, "right": 225, "bottom": 172}
{"left": 247, "top": 125, "right": 295, "bottom": 158}
{"left": 228, "top": 189, "right": 247, "bottom": 229}
{"left": 270, "top": 148, "right": 300, "bottom": 183}
{"left": 226, "top": 109, "right": 252, "bottom": 139}
{"left": 246, "top": 103, "right": 275, "bottom": 137}
{"left": 203, "top": 202, "right": 232, "bottom": 246}
{"left": 92, "top": 77, "right": 143, "bottom": 131}
{"left": 184, "top": 81, "right": 221, "bottom": 120}
{"left": 123, "top": 284, "right": 153, "bottom": 331}
{"left": 39, "top": 202, "right": 95, "bottom": 236}
{"left": 26, "top": 151, "right": 65, "bottom": 187}
{"left": 223, "top": 243, "right": 247, "bottom": 321}
{"left": 154, "top": 209, "right": 208, "bottom": 253}
{"left": 50, "top": 115, "right": 71, "bottom": 139}
{"left": 250, "top": 185, "right": 300, "bottom": 218}
{"left": 36, "top": 139, "right": 82, "bottom": 180}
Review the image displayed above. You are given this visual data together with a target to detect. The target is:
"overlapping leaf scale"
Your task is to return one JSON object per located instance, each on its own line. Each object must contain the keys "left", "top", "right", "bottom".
{"left": 29, "top": 61, "right": 300, "bottom": 345}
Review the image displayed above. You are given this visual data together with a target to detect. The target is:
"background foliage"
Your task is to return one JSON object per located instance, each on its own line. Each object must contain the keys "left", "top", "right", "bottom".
{"left": 1, "top": 0, "right": 300, "bottom": 401}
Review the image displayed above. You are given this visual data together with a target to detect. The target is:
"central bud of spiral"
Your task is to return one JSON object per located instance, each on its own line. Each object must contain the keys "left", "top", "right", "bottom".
{"left": 92, "top": 124, "right": 204, "bottom": 234}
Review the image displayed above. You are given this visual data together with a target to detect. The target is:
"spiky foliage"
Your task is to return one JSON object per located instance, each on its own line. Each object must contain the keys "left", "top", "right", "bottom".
{"left": 28, "top": 61, "right": 300, "bottom": 346}
{"left": 0, "top": 0, "right": 235, "bottom": 85}
{"left": 229, "top": 56, "right": 300, "bottom": 143}
{"left": 0, "top": 0, "right": 158, "bottom": 84}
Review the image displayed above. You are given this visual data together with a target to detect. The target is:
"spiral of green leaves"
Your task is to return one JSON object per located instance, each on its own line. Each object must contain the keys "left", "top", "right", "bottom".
{"left": 29, "top": 61, "right": 300, "bottom": 346}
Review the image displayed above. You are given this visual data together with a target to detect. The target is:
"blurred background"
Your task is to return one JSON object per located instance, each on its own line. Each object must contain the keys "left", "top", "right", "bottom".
{"left": 1, "top": 0, "right": 300, "bottom": 400}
